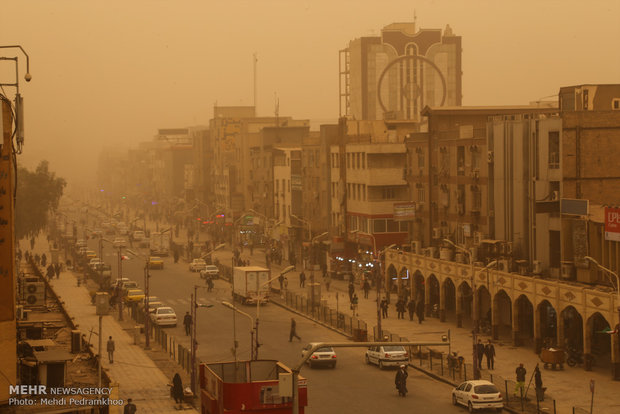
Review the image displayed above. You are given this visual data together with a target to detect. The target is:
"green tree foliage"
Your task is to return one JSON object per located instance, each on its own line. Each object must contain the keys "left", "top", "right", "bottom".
{"left": 15, "top": 160, "right": 66, "bottom": 240}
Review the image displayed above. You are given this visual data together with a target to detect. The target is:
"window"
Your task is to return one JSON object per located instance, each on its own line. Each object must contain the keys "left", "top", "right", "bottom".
{"left": 417, "top": 187, "right": 425, "bottom": 203}
{"left": 363, "top": 184, "right": 366, "bottom": 201}
{"left": 472, "top": 188, "right": 482, "bottom": 212}
{"left": 548, "top": 131, "right": 560, "bottom": 169}
{"left": 382, "top": 187, "right": 396, "bottom": 199}
{"left": 347, "top": 153, "right": 351, "bottom": 169}
{"left": 613, "top": 99, "right": 620, "bottom": 110}
{"left": 373, "top": 219, "right": 386, "bottom": 233}
{"left": 457, "top": 146, "right": 465, "bottom": 176}
{"left": 363, "top": 153, "right": 366, "bottom": 169}
{"left": 282, "top": 204, "right": 286, "bottom": 219}
{"left": 347, "top": 183, "right": 351, "bottom": 199}
{"left": 387, "top": 219, "right": 399, "bottom": 232}
{"left": 417, "top": 150, "right": 425, "bottom": 168}
{"left": 471, "top": 151, "right": 479, "bottom": 170}
{"left": 288, "top": 180, "right": 291, "bottom": 192}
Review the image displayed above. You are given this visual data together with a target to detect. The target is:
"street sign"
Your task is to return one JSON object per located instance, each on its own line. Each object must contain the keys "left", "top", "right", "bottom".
{"left": 605, "top": 207, "right": 620, "bottom": 241}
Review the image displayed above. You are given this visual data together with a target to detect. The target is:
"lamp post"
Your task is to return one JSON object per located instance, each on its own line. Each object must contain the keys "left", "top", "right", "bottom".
{"left": 255, "top": 266, "right": 295, "bottom": 359}
{"left": 585, "top": 256, "right": 620, "bottom": 379}
{"left": 444, "top": 238, "right": 492, "bottom": 380}
{"left": 190, "top": 285, "right": 214, "bottom": 394}
{"left": 221, "top": 301, "right": 255, "bottom": 360}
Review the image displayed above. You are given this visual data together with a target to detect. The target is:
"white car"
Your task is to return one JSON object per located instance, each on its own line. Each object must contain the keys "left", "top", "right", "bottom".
{"left": 452, "top": 380, "right": 503, "bottom": 412}
{"left": 142, "top": 296, "right": 162, "bottom": 313}
{"left": 365, "top": 345, "right": 409, "bottom": 369}
{"left": 132, "top": 230, "right": 145, "bottom": 241}
{"left": 200, "top": 265, "right": 220, "bottom": 279}
{"left": 150, "top": 306, "right": 177, "bottom": 327}
{"left": 88, "top": 258, "right": 104, "bottom": 270}
{"left": 189, "top": 258, "right": 207, "bottom": 272}
{"left": 302, "top": 343, "right": 337, "bottom": 368}
{"left": 113, "top": 237, "right": 127, "bottom": 248}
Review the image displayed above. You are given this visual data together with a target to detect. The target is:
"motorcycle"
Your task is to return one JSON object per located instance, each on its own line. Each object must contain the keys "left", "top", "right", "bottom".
{"left": 566, "top": 347, "right": 583, "bottom": 367}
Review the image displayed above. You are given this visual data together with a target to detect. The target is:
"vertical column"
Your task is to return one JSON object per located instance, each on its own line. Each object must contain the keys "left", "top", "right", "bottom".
{"left": 583, "top": 317, "right": 592, "bottom": 371}
{"left": 512, "top": 300, "right": 520, "bottom": 347}
{"left": 491, "top": 297, "right": 499, "bottom": 340}
{"left": 533, "top": 305, "right": 542, "bottom": 354}
{"left": 456, "top": 287, "right": 463, "bottom": 328}
{"left": 611, "top": 327, "right": 620, "bottom": 380}
{"left": 439, "top": 279, "right": 446, "bottom": 322}
{"left": 424, "top": 277, "right": 431, "bottom": 317}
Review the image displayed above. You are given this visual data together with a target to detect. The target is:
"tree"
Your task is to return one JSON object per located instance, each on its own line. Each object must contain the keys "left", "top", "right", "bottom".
{"left": 15, "top": 160, "right": 66, "bottom": 240}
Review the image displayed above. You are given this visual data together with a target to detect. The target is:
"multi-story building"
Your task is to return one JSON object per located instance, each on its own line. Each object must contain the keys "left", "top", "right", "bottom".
{"left": 340, "top": 22, "right": 462, "bottom": 121}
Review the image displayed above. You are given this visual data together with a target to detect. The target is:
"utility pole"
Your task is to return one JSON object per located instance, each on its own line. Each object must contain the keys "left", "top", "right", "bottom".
{"left": 144, "top": 261, "right": 150, "bottom": 349}
{"left": 190, "top": 290, "right": 196, "bottom": 393}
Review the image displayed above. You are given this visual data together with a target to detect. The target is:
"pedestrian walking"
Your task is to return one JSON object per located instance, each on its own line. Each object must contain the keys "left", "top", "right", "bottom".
{"left": 34, "top": 253, "right": 41, "bottom": 266}
{"left": 171, "top": 373, "right": 184, "bottom": 406}
{"left": 283, "top": 276, "right": 289, "bottom": 291}
{"left": 351, "top": 293, "right": 359, "bottom": 316}
{"left": 348, "top": 282, "right": 355, "bottom": 302}
{"left": 476, "top": 339, "right": 485, "bottom": 369}
{"left": 41, "top": 253, "right": 47, "bottom": 267}
{"left": 123, "top": 398, "right": 137, "bottom": 414}
{"left": 183, "top": 312, "right": 192, "bottom": 336}
{"left": 407, "top": 299, "right": 416, "bottom": 321}
{"left": 396, "top": 298, "right": 406, "bottom": 319}
{"left": 362, "top": 279, "right": 370, "bottom": 299}
{"left": 30, "top": 237, "right": 35, "bottom": 250}
{"left": 289, "top": 318, "right": 301, "bottom": 342}
{"left": 278, "top": 273, "right": 284, "bottom": 291}
{"left": 415, "top": 300, "right": 425, "bottom": 324}
{"left": 324, "top": 273, "right": 331, "bottom": 292}
{"left": 207, "top": 277, "right": 214, "bottom": 292}
{"left": 514, "top": 363, "right": 527, "bottom": 396}
{"left": 534, "top": 364, "right": 544, "bottom": 401}
{"left": 380, "top": 298, "right": 388, "bottom": 318}
{"left": 484, "top": 340, "right": 496, "bottom": 369}
{"left": 299, "top": 271, "right": 306, "bottom": 288}
{"left": 106, "top": 336, "right": 115, "bottom": 363}
{"left": 54, "top": 262, "right": 62, "bottom": 278}
{"left": 395, "top": 364, "right": 408, "bottom": 397}
{"left": 46, "top": 264, "right": 55, "bottom": 281}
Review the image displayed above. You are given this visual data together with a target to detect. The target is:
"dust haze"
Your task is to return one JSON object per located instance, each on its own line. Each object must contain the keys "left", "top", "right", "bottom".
{"left": 1, "top": 0, "right": 618, "bottom": 184}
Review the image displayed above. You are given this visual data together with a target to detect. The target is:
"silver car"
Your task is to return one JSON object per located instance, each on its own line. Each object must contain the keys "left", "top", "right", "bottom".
{"left": 365, "top": 345, "right": 409, "bottom": 369}
{"left": 302, "top": 343, "right": 337, "bottom": 368}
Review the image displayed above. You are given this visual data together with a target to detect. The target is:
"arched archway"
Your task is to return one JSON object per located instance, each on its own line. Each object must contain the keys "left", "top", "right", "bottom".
{"left": 457, "top": 281, "right": 472, "bottom": 328}
{"left": 560, "top": 305, "right": 583, "bottom": 352}
{"left": 585, "top": 312, "right": 612, "bottom": 372}
{"left": 514, "top": 295, "right": 534, "bottom": 347}
{"left": 493, "top": 290, "right": 512, "bottom": 341}
{"left": 442, "top": 277, "right": 456, "bottom": 322}
{"left": 476, "top": 286, "right": 492, "bottom": 334}
{"left": 427, "top": 274, "right": 440, "bottom": 317}
{"left": 536, "top": 300, "right": 557, "bottom": 352}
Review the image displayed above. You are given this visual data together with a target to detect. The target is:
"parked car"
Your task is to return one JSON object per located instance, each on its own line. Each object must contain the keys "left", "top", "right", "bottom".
{"left": 85, "top": 250, "right": 97, "bottom": 260}
{"left": 148, "top": 256, "right": 164, "bottom": 270}
{"left": 88, "top": 258, "right": 104, "bottom": 270}
{"left": 124, "top": 289, "right": 145, "bottom": 303}
{"left": 200, "top": 265, "right": 220, "bottom": 279}
{"left": 141, "top": 296, "right": 162, "bottom": 313}
{"left": 301, "top": 343, "right": 337, "bottom": 368}
{"left": 113, "top": 237, "right": 127, "bottom": 248}
{"left": 452, "top": 380, "right": 503, "bottom": 412}
{"left": 76, "top": 239, "right": 87, "bottom": 249}
{"left": 150, "top": 306, "right": 177, "bottom": 327}
{"left": 365, "top": 345, "right": 409, "bottom": 369}
{"left": 132, "top": 230, "right": 145, "bottom": 241}
{"left": 189, "top": 258, "right": 207, "bottom": 272}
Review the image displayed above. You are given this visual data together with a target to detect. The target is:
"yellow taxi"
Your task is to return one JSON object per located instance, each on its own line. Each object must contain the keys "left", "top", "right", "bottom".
{"left": 124, "top": 289, "right": 145, "bottom": 303}
{"left": 85, "top": 250, "right": 97, "bottom": 260}
{"left": 148, "top": 256, "right": 164, "bottom": 270}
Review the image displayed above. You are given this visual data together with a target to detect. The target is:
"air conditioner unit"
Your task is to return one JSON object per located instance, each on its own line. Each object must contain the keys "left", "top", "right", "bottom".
{"left": 497, "top": 259, "right": 510, "bottom": 272}
{"left": 432, "top": 228, "right": 443, "bottom": 239}
{"left": 532, "top": 260, "right": 542, "bottom": 275}
{"left": 487, "top": 151, "right": 494, "bottom": 164}
{"left": 411, "top": 241, "right": 422, "bottom": 255}
{"left": 561, "top": 262, "right": 575, "bottom": 280}
{"left": 24, "top": 282, "right": 45, "bottom": 307}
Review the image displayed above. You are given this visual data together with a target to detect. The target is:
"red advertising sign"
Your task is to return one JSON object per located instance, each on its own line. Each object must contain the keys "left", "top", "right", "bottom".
{"left": 605, "top": 207, "right": 620, "bottom": 241}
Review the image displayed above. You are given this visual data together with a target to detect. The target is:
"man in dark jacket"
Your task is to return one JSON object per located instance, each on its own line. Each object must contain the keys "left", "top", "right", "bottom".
{"left": 396, "top": 298, "right": 406, "bottom": 319}
{"left": 534, "top": 364, "right": 544, "bottom": 401}
{"left": 123, "top": 398, "right": 136, "bottom": 414}
{"left": 362, "top": 279, "right": 370, "bottom": 299}
{"left": 299, "top": 271, "right": 306, "bottom": 288}
{"left": 415, "top": 300, "right": 425, "bottom": 324}
{"left": 476, "top": 339, "right": 485, "bottom": 369}
{"left": 407, "top": 299, "right": 416, "bottom": 321}
{"left": 514, "top": 363, "right": 527, "bottom": 396}
{"left": 348, "top": 282, "right": 355, "bottom": 302}
{"left": 380, "top": 298, "right": 389, "bottom": 318}
{"left": 484, "top": 340, "right": 496, "bottom": 369}
{"left": 183, "top": 312, "right": 192, "bottom": 336}
{"left": 289, "top": 318, "right": 301, "bottom": 342}
{"left": 395, "top": 364, "right": 408, "bottom": 397}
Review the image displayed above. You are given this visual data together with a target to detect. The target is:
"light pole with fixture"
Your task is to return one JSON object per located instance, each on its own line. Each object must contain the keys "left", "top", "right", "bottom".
{"left": 254, "top": 266, "right": 295, "bottom": 359}
{"left": 584, "top": 255, "right": 620, "bottom": 379}
{"left": 190, "top": 285, "right": 214, "bottom": 394}
{"left": 221, "top": 301, "right": 255, "bottom": 360}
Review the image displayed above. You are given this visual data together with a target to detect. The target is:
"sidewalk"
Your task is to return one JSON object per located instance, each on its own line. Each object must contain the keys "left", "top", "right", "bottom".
{"left": 210, "top": 245, "right": 619, "bottom": 414}
{"left": 29, "top": 236, "right": 197, "bottom": 414}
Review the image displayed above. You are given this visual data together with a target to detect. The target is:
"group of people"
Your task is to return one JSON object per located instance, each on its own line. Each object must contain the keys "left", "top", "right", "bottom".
{"left": 475, "top": 339, "right": 497, "bottom": 369}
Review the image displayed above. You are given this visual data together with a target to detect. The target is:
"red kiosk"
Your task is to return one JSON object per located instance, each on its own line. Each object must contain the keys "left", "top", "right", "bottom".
{"left": 200, "top": 360, "right": 308, "bottom": 414}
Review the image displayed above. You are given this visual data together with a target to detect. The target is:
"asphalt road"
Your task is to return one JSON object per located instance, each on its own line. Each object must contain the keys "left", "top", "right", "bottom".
{"left": 92, "top": 240, "right": 465, "bottom": 414}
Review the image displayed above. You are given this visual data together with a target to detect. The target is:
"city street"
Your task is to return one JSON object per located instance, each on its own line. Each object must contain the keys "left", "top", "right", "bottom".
{"left": 92, "top": 239, "right": 462, "bottom": 413}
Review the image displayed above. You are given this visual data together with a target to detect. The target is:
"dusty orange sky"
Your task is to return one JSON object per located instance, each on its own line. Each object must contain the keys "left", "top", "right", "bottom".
{"left": 1, "top": 0, "right": 619, "bottom": 183}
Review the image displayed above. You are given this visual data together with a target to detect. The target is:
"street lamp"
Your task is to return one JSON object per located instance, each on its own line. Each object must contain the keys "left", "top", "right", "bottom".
{"left": 221, "top": 301, "right": 255, "bottom": 360}
{"left": 190, "top": 285, "right": 214, "bottom": 394}
{"left": 254, "top": 265, "right": 295, "bottom": 359}
{"left": 584, "top": 255, "right": 620, "bottom": 378}
{"left": 444, "top": 238, "right": 495, "bottom": 380}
